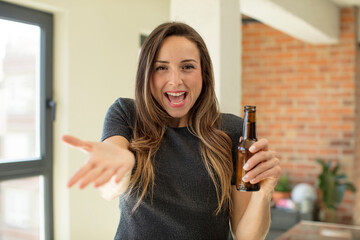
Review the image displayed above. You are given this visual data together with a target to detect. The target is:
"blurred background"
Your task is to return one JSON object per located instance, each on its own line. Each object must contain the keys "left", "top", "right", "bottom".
{"left": 0, "top": 0, "right": 359, "bottom": 239}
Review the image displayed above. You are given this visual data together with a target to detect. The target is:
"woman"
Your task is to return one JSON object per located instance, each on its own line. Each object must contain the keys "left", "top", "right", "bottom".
{"left": 63, "top": 22, "right": 281, "bottom": 240}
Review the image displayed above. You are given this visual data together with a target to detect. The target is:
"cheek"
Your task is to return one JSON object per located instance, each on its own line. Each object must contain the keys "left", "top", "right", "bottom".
{"left": 149, "top": 78, "right": 155, "bottom": 96}
{"left": 150, "top": 77, "right": 161, "bottom": 99}
{"left": 196, "top": 73, "right": 203, "bottom": 95}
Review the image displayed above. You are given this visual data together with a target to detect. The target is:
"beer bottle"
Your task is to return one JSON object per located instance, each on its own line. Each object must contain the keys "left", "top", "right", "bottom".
{"left": 236, "top": 105, "right": 260, "bottom": 191}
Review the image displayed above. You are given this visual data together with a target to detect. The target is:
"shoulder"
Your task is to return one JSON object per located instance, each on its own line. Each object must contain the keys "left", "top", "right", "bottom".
{"left": 111, "top": 97, "right": 135, "bottom": 113}
{"left": 220, "top": 113, "right": 243, "bottom": 144}
{"left": 101, "top": 98, "right": 136, "bottom": 142}
{"left": 107, "top": 98, "right": 135, "bottom": 121}
{"left": 221, "top": 113, "right": 243, "bottom": 132}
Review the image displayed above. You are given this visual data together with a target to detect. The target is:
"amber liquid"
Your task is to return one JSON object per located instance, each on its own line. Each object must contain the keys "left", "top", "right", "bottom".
{"left": 236, "top": 139, "right": 260, "bottom": 191}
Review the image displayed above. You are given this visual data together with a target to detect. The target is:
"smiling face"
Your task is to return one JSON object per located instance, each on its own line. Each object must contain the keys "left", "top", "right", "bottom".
{"left": 150, "top": 36, "right": 203, "bottom": 128}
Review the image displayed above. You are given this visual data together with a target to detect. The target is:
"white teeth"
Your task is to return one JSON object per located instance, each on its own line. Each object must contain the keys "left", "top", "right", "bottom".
{"left": 171, "top": 99, "right": 185, "bottom": 105}
{"left": 166, "top": 92, "right": 185, "bottom": 97}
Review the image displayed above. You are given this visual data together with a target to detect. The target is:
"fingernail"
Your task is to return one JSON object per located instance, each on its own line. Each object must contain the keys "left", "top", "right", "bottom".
{"left": 249, "top": 146, "right": 256, "bottom": 152}
{"left": 243, "top": 163, "right": 249, "bottom": 170}
{"left": 242, "top": 175, "right": 248, "bottom": 182}
{"left": 250, "top": 178, "right": 256, "bottom": 184}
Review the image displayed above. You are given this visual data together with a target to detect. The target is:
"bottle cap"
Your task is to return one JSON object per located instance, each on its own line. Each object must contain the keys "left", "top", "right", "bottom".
{"left": 244, "top": 105, "right": 256, "bottom": 111}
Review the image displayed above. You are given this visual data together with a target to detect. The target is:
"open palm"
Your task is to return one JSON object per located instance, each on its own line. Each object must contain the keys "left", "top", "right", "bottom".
{"left": 62, "top": 135, "right": 135, "bottom": 189}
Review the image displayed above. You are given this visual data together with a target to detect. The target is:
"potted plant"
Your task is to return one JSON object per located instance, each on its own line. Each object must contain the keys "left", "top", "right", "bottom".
{"left": 317, "top": 159, "right": 356, "bottom": 222}
{"left": 273, "top": 175, "right": 292, "bottom": 206}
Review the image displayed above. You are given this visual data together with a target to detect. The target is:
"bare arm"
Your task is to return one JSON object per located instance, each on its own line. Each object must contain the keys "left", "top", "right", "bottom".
{"left": 231, "top": 188, "right": 272, "bottom": 240}
{"left": 231, "top": 139, "right": 281, "bottom": 240}
{"left": 63, "top": 135, "right": 135, "bottom": 195}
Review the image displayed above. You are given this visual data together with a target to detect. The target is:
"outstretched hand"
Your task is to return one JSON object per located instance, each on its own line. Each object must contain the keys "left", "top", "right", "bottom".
{"left": 62, "top": 135, "right": 135, "bottom": 189}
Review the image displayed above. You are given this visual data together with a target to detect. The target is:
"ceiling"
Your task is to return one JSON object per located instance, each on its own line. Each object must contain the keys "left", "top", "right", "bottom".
{"left": 241, "top": 0, "right": 360, "bottom": 44}
{"left": 330, "top": 0, "right": 360, "bottom": 6}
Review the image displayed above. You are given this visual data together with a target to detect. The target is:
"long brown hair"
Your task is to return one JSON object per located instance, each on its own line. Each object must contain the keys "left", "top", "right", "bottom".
{"left": 129, "top": 22, "right": 233, "bottom": 214}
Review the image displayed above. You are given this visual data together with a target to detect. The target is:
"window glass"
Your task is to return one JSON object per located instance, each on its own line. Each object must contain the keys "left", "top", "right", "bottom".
{"left": 0, "top": 176, "right": 44, "bottom": 240}
{"left": 0, "top": 19, "right": 41, "bottom": 162}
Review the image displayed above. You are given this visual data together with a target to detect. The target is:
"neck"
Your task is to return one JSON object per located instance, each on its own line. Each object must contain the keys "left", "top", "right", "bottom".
{"left": 168, "top": 117, "right": 187, "bottom": 128}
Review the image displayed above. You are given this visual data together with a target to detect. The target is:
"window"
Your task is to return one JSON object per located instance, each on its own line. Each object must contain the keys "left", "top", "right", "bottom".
{"left": 0, "top": 1, "right": 53, "bottom": 239}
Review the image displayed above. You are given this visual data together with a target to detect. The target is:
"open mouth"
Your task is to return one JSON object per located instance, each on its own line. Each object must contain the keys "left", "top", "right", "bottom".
{"left": 165, "top": 91, "right": 186, "bottom": 105}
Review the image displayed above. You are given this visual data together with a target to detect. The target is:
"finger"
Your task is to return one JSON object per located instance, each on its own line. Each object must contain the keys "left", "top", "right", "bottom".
{"left": 78, "top": 167, "right": 104, "bottom": 189}
{"left": 244, "top": 150, "right": 276, "bottom": 171}
{"left": 67, "top": 163, "right": 93, "bottom": 188}
{"left": 62, "top": 135, "right": 92, "bottom": 152}
{"left": 93, "top": 169, "right": 116, "bottom": 188}
{"left": 249, "top": 165, "right": 281, "bottom": 184}
{"left": 249, "top": 138, "right": 269, "bottom": 153}
{"left": 243, "top": 157, "right": 280, "bottom": 183}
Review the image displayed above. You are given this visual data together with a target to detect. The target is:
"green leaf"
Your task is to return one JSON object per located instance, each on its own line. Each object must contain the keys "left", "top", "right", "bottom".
{"left": 335, "top": 174, "right": 347, "bottom": 181}
{"left": 275, "top": 175, "right": 292, "bottom": 192}
{"left": 345, "top": 183, "right": 356, "bottom": 192}
{"left": 317, "top": 159, "right": 326, "bottom": 169}
{"left": 326, "top": 159, "right": 332, "bottom": 170}
{"left": 333, "top": 164, "right": 340, "bottom": 175}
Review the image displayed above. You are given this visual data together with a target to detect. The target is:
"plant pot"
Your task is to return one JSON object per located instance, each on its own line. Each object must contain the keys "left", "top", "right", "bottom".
{"left": 319, "top": 208, "right": 337, "bottom": 223}
{"left": 272, "top": 191, "right": 291, "bottom": 205}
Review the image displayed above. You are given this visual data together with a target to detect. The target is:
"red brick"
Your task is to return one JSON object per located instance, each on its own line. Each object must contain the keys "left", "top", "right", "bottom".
{"left": 343, "top": 83, "right": 356, "bottom": 89}
{"left": 308, "top": 124, "right": 328, "bottom": 130}
{"left": 297, "top": 83, "right": 316, "bottom": 89}
{"left": 341, "top": 16, "right": 355, "bottom": 24}
{"left": 319, "top": 116, "right": 341, "bottom": 122}
{"left": 296, "top": 116, "right": 316, "bottom": 122}
{"left": 330, "top": 75, "right": 353, "bottom": 81}
{"left": 341, "top": 8, "right": 354, "bottom": 14}
{"left": 319, "top": 132, "right": 340, "bottom": 138}
{"left": 297, "top": 51, "right": 317, "bottom": 58}
{"left": 340, "top": 32, "right": 356, "bottom": 39}
{"left": 285, "top": 92, "right": 308, "bottom": 99}
{"left": 297, "top": 132, "right": 317, "bottom": 138}
{"left": 263, "top": 61, "right": 283, "bottom": 67}
{"left": 330, "top": 124, "right": 354, "bottom": 131}
{"left": 319, "top": 149, "right": 339, "bottom": 155}
{"left": 297, "top": 67, "right": 317, "bottom": 74}
{"left": 275, "top": 147, "right": 294, "bottom": 154}
{"left": 275, "top": 100, "right": 293, "bottom": 106}
{"left": 308, "top": 59, "right": 329, "bottom": 65}
{"left": 275, "top": 52, "right": 295, "bottom": 59}
{"left": 264, "top": 46, "right": 282, "bottom": 51}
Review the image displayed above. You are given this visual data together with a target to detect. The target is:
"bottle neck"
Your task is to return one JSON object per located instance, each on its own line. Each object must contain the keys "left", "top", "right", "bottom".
{"left": 242, "top": 111, "right": 257, "bottom": 141}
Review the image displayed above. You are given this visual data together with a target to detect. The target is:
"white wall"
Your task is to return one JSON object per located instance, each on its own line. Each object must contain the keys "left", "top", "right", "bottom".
{"left": 4, "top": 0, "right": 169, "bottom": 239}
{"left": 170, "top": 0, "right": 242, "bottom": 116}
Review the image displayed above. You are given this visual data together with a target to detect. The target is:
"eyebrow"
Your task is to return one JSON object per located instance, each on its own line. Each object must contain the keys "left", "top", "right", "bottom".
{"left": 155, "top": 59, "right": 198, "bottom": 64}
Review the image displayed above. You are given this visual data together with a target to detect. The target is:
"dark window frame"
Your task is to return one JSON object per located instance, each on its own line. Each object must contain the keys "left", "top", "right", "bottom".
{"left": 0, "top": 1, "right": 54, "bottom": 239}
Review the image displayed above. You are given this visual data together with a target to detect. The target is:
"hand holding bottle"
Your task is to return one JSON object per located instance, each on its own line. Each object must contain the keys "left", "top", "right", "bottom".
{"left": 241, "top": 138, "right": 281, "bottom": 194}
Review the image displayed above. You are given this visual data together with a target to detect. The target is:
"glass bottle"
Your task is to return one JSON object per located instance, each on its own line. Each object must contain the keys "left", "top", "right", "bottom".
{"left": 236, "top": 105, "right": 260, "bottom": 191}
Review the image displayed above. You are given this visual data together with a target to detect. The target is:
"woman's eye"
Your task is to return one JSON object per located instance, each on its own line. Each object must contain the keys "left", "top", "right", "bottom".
{"left": 155, "top": 66, "right": 167, "bottom": 71}
{"left": 183, "top": 64, "right": 195, "bottom": 70}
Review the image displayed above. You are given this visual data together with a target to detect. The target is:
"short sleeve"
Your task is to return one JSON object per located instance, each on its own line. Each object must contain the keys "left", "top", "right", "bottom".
{"left": 101, "top": 98, "right": 136, "bottom": 142}
{"left": 221, "top": 113, "right": 243, "bottom": 185}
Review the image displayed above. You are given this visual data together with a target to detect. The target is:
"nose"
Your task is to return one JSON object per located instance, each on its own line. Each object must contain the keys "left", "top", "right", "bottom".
{"left": 169, "top": 68, "right": 182, "bottom": 86}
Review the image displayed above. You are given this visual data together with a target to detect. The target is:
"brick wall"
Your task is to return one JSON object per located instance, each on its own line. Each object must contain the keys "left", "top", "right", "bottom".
{"left": 355, "top": 11, "right": 360, "bottom": 225}
{"left": 242, "top": 8, "right": 359, "bottom": 224}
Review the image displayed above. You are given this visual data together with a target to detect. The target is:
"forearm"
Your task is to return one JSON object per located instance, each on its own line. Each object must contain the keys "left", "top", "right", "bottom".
{"left": 234, "top": 191, "right": 272, "bottom": 240}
